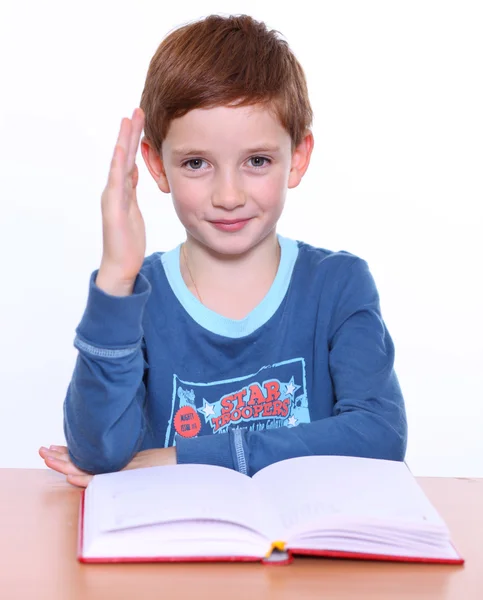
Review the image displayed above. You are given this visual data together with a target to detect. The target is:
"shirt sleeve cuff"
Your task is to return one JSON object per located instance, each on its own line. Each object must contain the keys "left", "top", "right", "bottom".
{"left": 175, "top": 432, "right": 236, "bottom": 471}
{"left": 76, "top": 270, "right": 151, "bottom": 346}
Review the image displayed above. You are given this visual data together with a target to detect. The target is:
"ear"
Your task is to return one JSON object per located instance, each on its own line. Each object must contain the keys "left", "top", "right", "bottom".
{"left": 140, "top": 137, "right": 171, "bottom": 193}
{"left": 287, "top": 131, "right": 314, "bottom": 189}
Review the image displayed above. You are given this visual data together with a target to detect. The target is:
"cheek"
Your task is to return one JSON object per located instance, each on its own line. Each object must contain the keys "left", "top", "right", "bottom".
{"left": 170, "top": 177, "right": 206, "bottom": 216}
{"left": 249, "top": 172, "right": 287, "bottom": 207}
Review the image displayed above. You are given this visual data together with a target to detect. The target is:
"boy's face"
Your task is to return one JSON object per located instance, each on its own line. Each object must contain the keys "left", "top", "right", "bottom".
{"left": 142, "top": 103, "right": 313, "bottom": 256}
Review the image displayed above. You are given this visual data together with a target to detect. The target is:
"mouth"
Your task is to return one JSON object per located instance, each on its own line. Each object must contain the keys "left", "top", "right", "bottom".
{"left": 211, "top": 219, "right": 250, "bottom": 224}
{"left": 209, "top": 218, "right": 252, "bottom": 232}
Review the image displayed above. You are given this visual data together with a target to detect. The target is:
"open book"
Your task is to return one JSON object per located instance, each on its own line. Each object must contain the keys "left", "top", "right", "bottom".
{"left": 78, "top": 455, "right": 463, "bottom": 564}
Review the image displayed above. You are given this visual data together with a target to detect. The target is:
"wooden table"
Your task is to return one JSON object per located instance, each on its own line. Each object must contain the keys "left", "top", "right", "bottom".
{"left": 1, "top": 469, "right": 481, "bottom": 600}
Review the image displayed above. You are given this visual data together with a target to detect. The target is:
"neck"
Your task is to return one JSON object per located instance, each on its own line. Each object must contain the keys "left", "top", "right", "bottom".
{"left": 181, "top": 232, "right": 281, "bottom": 302}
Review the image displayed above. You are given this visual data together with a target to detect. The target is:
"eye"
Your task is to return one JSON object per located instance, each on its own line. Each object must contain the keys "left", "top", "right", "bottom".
{"left": 249, "top": 156, "right": 271, "bottom": 168}
{"left": 183, "top": 158, "right": 207, "bottom": 171}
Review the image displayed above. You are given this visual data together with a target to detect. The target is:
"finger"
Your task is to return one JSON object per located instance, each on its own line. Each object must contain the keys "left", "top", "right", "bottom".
{"left": 131, "top": 162, "right": 139, "bottom": 189}
{"left": 49, "top": 445, "right": 69, "bottom": 459}
{"left": 42, "top": 455, "right": 72, "bottom": 476}
{"left": 49, "top": 445, "right": 68, "bottom": 452}
{"left": 43, "top": 455, "right": 86, "bottom": 477}
{"left": 126, "top": 108, "right": 145, "bottom": 174}
{"left": 39, "top": 447, "right": 69, "bottom": 462}
{"left": 107, "top": 118, "right": 131, "bottom": 191}
{"left": 66, "top": 474, "right": 93, "bottom": 489}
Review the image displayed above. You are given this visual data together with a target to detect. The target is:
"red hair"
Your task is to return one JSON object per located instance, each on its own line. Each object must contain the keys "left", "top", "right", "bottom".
{"left": 140, "top": 14, "right": 313, "bottom": 154}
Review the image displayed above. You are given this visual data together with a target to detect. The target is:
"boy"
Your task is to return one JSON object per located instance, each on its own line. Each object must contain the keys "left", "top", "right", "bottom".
{"left": 39, "top": 14, "right": 407, "bottom": 487}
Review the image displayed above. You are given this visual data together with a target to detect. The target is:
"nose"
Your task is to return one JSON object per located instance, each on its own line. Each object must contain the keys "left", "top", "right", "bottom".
{"left": 211, "top": 171, "right": 246, "bottom": 210}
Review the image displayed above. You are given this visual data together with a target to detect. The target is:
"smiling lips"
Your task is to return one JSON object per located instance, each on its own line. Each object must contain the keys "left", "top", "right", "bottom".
{"left": 209, "top": 218, "right": 252, "bottom": 232}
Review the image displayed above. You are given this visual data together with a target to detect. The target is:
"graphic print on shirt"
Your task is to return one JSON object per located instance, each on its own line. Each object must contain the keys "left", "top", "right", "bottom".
{"left": 164, "top": 357, "right": 309, "bottom": 446}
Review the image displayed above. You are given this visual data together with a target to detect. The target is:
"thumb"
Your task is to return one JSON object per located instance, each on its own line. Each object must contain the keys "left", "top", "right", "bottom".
{"left": 131, "top": 163, "right": 139, "bottom": 188}
{"left": 67, "top": 473, "right": 93, "bottom": 488}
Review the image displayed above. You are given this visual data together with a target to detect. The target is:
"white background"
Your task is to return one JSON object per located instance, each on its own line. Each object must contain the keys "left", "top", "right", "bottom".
{"left": 0, "top": 0, "right": 481, "bottom": 475}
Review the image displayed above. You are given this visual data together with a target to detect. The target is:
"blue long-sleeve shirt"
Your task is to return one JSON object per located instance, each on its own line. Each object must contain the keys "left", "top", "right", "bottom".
{"left": 64, "top": 235, "right": 407, "bottom": 475}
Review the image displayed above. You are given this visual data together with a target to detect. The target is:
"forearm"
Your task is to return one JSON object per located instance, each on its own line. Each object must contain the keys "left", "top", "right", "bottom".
{"left": 63, "top": 269, "right": 151, "bottom": 473}
{"left": 64, "top": 351, "right": 146, "bottom": 473}
{"left": 176, "top": 393, "right": 407, "bottom": 476}
{"left": 242, "top": 403, "right": 407, "bottom": 474}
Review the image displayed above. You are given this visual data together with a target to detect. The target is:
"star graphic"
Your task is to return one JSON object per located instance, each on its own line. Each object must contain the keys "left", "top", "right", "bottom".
{"left": 287, "top": 415, "right": 298, "bottom": 427}
{"left": 284, "top": 377, "right": 301, "bottom": 398}
{"left": 197, "top": 398, "right": 216, "bottom": 422}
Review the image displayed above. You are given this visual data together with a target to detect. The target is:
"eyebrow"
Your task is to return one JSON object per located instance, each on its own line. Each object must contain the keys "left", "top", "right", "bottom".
{"left": 171, "top": 145, "right": 282, "bottom": 157}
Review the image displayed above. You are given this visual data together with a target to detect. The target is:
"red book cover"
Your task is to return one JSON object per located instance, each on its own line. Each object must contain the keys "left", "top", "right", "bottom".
{"left": 77, "top": 492, "right": 464, "bottom": 566}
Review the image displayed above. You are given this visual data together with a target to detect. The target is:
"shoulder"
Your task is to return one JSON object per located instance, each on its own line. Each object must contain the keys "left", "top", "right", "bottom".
{"left": 140, "top": 251, "right": 165, "bottom": 273}
{"left": 290, "top": 238, "right": 380, "bottom": 311}
{"left": 292, "top": 238, "right": 370, "bottom": 284}
{"left": 137, "top": 251, "right": 169, "bottom": 285}
{"left": 290, "top": 239, "right": 382, "bottom": 330}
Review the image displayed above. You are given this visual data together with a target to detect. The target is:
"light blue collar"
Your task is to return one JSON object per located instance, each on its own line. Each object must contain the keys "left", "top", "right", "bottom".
{"left": 161, "top": 234, "right": 299, "bottom": 338}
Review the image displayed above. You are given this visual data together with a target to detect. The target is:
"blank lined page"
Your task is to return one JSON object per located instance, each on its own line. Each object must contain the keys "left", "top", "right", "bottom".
{"left": 86, "top": 463, "right": 273, "bottom": 536}
{"left": 253, "top": 456, "right": 449, "bottom": 535}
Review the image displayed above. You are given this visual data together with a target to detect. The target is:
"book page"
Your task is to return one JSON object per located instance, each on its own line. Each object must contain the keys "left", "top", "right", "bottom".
{"left": 253, "top": 456, "right": 449, "bottom": 537}
{"left": 87, "top": 463, "right": 278, "bottom": 539}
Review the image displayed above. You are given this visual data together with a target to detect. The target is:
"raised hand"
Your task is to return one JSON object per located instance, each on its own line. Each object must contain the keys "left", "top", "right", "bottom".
{"left": 96, "top": 108, "right": 147, "bottom": 296}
